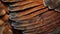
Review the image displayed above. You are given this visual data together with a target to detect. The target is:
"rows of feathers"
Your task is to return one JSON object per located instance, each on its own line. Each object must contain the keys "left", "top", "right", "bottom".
{"left": 0, "top": 0, "right": 60, "bottom": 34}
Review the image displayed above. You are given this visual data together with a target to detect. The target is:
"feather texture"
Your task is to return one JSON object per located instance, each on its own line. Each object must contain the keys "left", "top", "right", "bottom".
{"left": 43, "top": 0, "right": 60, "bottom": 12}
{"left": 0, "top": 1, "right": 11, "bottom": 34}
{"left": 0, "top": 0, "right": 60, "bottom": 34}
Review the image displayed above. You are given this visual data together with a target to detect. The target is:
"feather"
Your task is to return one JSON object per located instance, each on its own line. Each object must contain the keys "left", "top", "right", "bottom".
{"left": 43, "top": 0, "right": 60, "bottom": 12}
{"left": 2, "top": 0, "right": 25, "bottom": 2}
{"left": 1, "top": 0, "right": 60, "bottom": 34}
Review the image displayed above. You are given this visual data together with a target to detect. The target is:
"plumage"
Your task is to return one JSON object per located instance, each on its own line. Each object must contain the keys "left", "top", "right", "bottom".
{"left": 2, "top": 0, "right": 25, "bottom": 2}
{"left": 43, "top": 0, "right": 60, "bottom": 12}
{"left": 0, "top": 0, "right": 60, "bottom": 34}
{"left": 0, "top": 1, "right": 11, "bottom": 34}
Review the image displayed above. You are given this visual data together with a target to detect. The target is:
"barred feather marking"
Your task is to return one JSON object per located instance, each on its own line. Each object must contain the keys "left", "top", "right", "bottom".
{"left": 1, "top": 0, "right": 60, "bottom": 34}
{"left": 8, "top": 0, "right": 43, "bottom": 11}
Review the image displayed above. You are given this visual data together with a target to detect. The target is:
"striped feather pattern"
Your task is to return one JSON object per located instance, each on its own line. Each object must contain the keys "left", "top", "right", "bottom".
{"left": 1, "top": 0, "right": 60, "bottom": 34}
